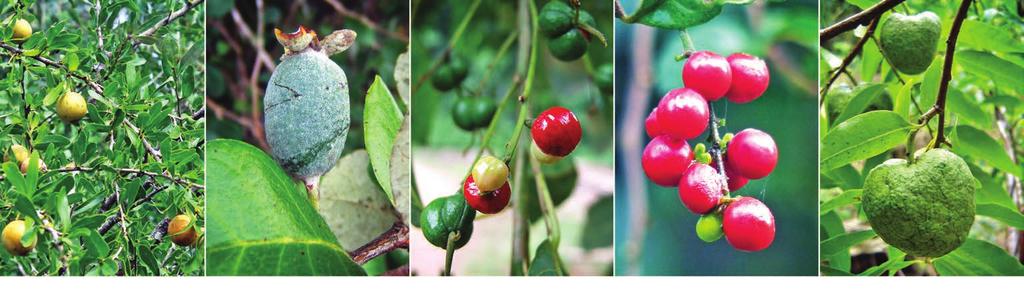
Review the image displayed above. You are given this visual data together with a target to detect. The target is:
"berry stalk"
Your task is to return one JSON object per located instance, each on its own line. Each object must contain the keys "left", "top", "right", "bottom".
{"left": 707, "top": 101, "right": 731, "bottom": 197}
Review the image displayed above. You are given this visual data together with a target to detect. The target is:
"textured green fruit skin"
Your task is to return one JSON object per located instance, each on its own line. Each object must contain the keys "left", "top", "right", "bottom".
{"left": 420, "top": 194, "right": 476, "bottom": 249}
{"left": 879, "top": 12, "right": 940, "bottom": 75}
{"left": 696, "top": 213, "right": 724, "bottom": 243}
{"left": 264, "top": 51, "right": 350, "bottom": 179}
{"left": 863, "top": 148, "right": 975, "bottom": 257}
{"left": 539, "top": 1, "right": 574, "bottom": 37}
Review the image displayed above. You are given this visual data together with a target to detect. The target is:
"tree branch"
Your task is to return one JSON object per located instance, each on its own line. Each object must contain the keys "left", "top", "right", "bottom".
{"left": 324, "top": 0, "right": 409, "bottom": 43}
{"left": 0, "top": 43, "right": 104, "bottom": 93}
{"left": 347, "top": 222, "right": 409, "bottom": 265}
{"left": 820, "top": 17, "right": 881, "bottom": 104}
{"left": 98, "top": 185, "right": 169, "bottom": 235}
{"left": 819, "top": 0, "right": 905, "bottom": 44}
{"left": 932, "top": 0, "right": 974, "bottom": 147}
{"left": 133, "top": 0, "right": 206, "bottom": 45}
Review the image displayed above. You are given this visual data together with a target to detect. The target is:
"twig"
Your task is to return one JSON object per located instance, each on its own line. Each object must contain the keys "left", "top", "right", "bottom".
{"left": 150, "top": 217, "right": 171, "bottom": 243}
{"left": 324, "top": 0, "right": 409, "bottom": 43}
{"left": 932, "top": 0, "right": 974, "bottom": 147}
{"left": 0, "top": 43, "right": 104, "bottom": 94}
{"left": 821, "top": 17, "right": 881, "bottom": 104}
{"left": 382, "top": 265, "right": 410, "bottom": 276}
{"left": 819, "top": 0, "right": 905, "bottom": 44}
{"left": 707, "top": 102, "right": 730, "bottom": 193}
{"left": 347, "top": 222, "right": 409, "bottom": 265}
{"left": 98, "top": 185, "right": 169, "bottom": 235}
{"left": 37, "top": 212, "right": 68, "bottom": 275}
{"left": 132, "top": 0, "right": 205, "bottom": 46}
{"left": 40, "top": 166, "right": 204, "bottom": 190}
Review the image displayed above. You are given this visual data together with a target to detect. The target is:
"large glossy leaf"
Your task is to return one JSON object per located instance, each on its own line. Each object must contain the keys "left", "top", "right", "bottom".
{"left": 934, "top": 239, "right": 1024, "bottom": 276}
{"left": 951, "top": 125, "right": 1022, "bottom": 178}
{"left": 959, "top": 20, "right": 1024, "bottom": 54}
{"left": 622, "top": 0, "right": 752, "bottom": 30}
{"left": 318, "top": 150, "right": 399, "bottom": 251}
{"left": 892, "top": 77, "right": 917, "bottom": 120}
{"left": 206, "top": 139, "right": 364, "bottom": 276}
{"left": 946, "top": 89, "right": 991, "bottom": 129}
{"left": 919, "top": 57, "right": 943, "bottom": 109}
{"left": 820, "top": 211, "right": 850, "bottom": 272}
{"left": 364, "top": 76, "right": 403, "bottom": 203}
{"left": 834, "top": 83, "right": 887, "bottom": 127}
{"left": 976, "top": 204, "right": 1024, "bottom": 230}
{"left": 820, "top": 229, "right": 876, "bottom": 257}
{"left": 528, "top": 239, "right": 568, "bottom": 276}
{"left": 957, "top": 50, "right": 1024, "bottom": 94}
{"left": 821, "top": 111, "right": 915, "bottom": 171}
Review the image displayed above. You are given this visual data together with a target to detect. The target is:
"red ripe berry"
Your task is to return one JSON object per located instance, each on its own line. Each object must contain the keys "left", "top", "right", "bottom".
{"left": 726, "top": 128, "right": 778, "bottom": 179}
{"left": 725, "top": 53, "right": 770, "bottom": 104}
{"left": 642, "top": 135, "right": 693, "bottom": 187}
{"left": 722, "top": 197, "right": 775, "bottom": 252}
{"left": 678, "top": 163, "right": 725, "bottom": 214}
{"left": 645, "top": 108, "right": 662, "bottom": 138}
{"left": 463, "top": 175, "right": 511, "bottom": 214}
{"left": 531, "top": 106, "right": 582, "bottom": 157}
{"left": 655, "top": 88, "right": 709, "bottom": 139}
{"left": 682, "top": 51, "right": 732, "bottom": 101}
{"left": 712, "top": 157, "right": 749, "bottom": 191}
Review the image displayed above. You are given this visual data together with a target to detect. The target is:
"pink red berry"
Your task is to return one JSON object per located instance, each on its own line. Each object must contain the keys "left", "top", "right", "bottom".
{"left": 645, "top": 108, "right": 663, "bottom": 138}
{"left": 655, "top": 88, "right": 709, "bottom": 139}
{"left": 531, "top": 106, "right": 582, "bottom": 157}
{"left": 678, "top": 163, "right": 725, "bottom": 214}
{"left": 712, "top": 157, "right": 749, "bottom": 191}
{"left": 642, "top": 135, "right": 693, "bottom": 187}
{"left": 726, "top": 128, "right": 777, "bottom": 179}
{"left": 683, "top": 51, "right": 732, "bottom": 101}
{"left": 722, "top": 197, "right": 775, "bottom": 252}
{"left": 725, "top": 53, "right": 770, "bottom": 104}
{"left": 463, "top": 175, "right": 511, "bottom": 214}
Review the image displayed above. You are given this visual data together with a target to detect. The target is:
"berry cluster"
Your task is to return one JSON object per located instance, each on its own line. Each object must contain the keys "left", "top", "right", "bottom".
{"left": 641, "top": 50, "right": 777, "bottom": 252}
{"left": 461, "top": 107, "right": 582, "bottom": 215}
{"left": 539, "top": 1, "right": 598, "bottom": 61}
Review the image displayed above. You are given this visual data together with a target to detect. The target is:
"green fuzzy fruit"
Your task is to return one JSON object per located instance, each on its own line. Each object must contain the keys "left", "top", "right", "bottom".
{"left": 696, "top": 213, "right": 724, "bottom": 243}
{"left": 879, "top": 12, "right": 940, "bottom": 75}
{"left": 420, "top": 194, "right": 476, "bottom": 249}
{"left": 862, "top": 148, "right": 975, "bottom": 257}
{"left": 549, "top": 28, "right": 587, "bottom": 61}
{"left": 264, "top": 48, "right": 350, "bottom": 182}
{"left": 539, "top": 1, "right": 574, "bottom": 37}
{"left": 594, "top": 63, "right": 613, "bottom": 94}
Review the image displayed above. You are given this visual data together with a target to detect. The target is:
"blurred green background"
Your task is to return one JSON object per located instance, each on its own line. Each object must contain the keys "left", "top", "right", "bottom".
{"left": 613, "top": 0, "right": 819, "bottom": 275}
{"left": 411, "top": 0, "right": 614, "bottom": 275}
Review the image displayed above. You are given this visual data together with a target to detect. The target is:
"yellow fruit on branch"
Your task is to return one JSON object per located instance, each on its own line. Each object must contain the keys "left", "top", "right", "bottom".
{"left": 18, "top": 156, "right": 47, "bottom": 174}
{"left": 2, "top": 220, "right": 37, "bottom": 256}
{"left": 167, "top": 214, "right": 198, "bottom": 247}
{"left": 8, "top": 144, "right": 29, "bottom": 163}
{"left": 57, "top": 91, "right": 88, "bottom": 123}
{"left": 11, "top": 19, "right": 31, "bottom": 42}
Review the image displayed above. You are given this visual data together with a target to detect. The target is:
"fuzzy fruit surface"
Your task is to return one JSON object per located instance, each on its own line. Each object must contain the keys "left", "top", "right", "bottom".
{"left": 645, "top": 108, "right": 663, "bottom": 138}
{"left": 678, "top": 163, "right": 725, "bottom": 214}
{"left": 57, "top": 91, "right": 88, "bottom": 123}
{"left": 12, "top": 19, "right": 31, "bottom": 42}
{"left": 656, "top": 88, "right": 709, "bottom": 139}
{"left": 712, "top": 157, "right": 748, "bottom": 191}
{"left": 463, "top": 175, "right": 511, "bottom": 214}
{"left": 726, "top": 128, "right": 777, "bottom": 179}
{"left": 683, "top": 51, "right": 732, "bottom": 101}
{"left": 452, "top": 97, "right": 496, "bottom": 131}
{"left": 2, "top": 220, "right": 36, "bottom": 256}
{"left": 594, "top": 63, "right": 614, "bottom": 94}
{"left": 862, "top": 148, "right": 974, "bottom": 257}
{"left": 471, "top": 155, "right": 509, "bottom": 192}
{"left": 879, "top": 12, "right": 940, "bottom": 75}
{"left": 263, "top": 48, "right": 350, "bottom": 180}
{"left": 722, "top": 197, "right": 775, "bottom": 252}
{"left": 642, "top": 135, "right": 693, "bottom": 187}
{"left": 168, "top": 214, "right": 198, "bottom": 247}
{"left": 696, "top": 213, "right": 724, "bottom": 243}
{"left": 532, "top": 106, "right": 582, "bottom": 157}
{"left": 420, "top": 194, "right": 476, "bottom": 249}
{"left": 725, "top": 53, "right": 769, "bottom": 104}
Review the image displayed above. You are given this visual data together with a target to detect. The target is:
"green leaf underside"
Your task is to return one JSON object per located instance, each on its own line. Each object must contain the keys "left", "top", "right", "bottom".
{"left": 364, "top": 76, "right": 404, "bottom": 203}
{"left": 820, "top": 230, "right": 876, "bottom": 257}
{"left": 934, "top": 239, "right": 1024, "bottom": 276}
{"left": 821, "top": 111, "right": 914, "bottom": 171}
{"left": 207, "top": 139, "right": 364, "bottom": 276}
{"left": 318, "top": 150, "right": 399, "bottom": 251}
{"left": 626, "top": 0, "right": 726, "bottom": 30}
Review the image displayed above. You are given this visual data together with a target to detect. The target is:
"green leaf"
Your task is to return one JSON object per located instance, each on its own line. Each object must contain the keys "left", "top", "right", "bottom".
{"left": 20, "top": 218, "right": 36, "bottom": 248}
{"left": 946, "top": 88, "right": 991, "bottom": 129}
{"left": 580, "top": 196, "right": 613, "bottom": 250}
{"left": 820, "top": 211, "right": 850, "bottom": 272}
{"left": 919, "top": 57, "right": 943, "bottom": 109}
{"left": 206, "top": 139, "right": 365, "bottom": 276}
{"left": 819, "top": 189, "right": 861, "bottom": 216}
{"left": 820, "top": 111, "right": 915, "bottom": 172}
{"left": 528, "top": 239, "right": 568, "bottom": 276}
{"left": 820, "top": 229, "right": 876, "bottom": 257}
{"left": 318, "top": 150, "right": 399, "bottom": 251}
{"left": 65, "top": 52, "right": 79, "bottom": 71}
{"left": 934, "top": 239, "right": 1024, "bottom": 276}
{"left": 892, "top": 77, "right": 917, "bottom": 120}
{"left": 42, "top": 81, "right": 65, "bottom": 106}
{"left": 623, "top": 0, "right": 732, "bottom": 30}
{"left": 363, "top": 76, "right": 403, "bottom": 203}
{"left": 834, "top": 83, "right": 887, "bottom": 127}
{"left": 956, "top": 50, "right": 1024, "bottom": 94}
{"left": 56, "top": 193, "right": 70, "bottom": 231}
{"left": 86, "top": 230, "right": 110, "bottom": 258}
{"left": 390, "top": 116, "right": 411, "bottom": 225}
{"left": 959, "top": 20, "right": 1024, "bottom": 53}
{"left": 820, "top": 265, "right": 853, "bottom": 276}
{"left": 976, "top": 204, "right": 1024, "bottom": 230}
{"left": 951, "top": 125, "right": 1022, "bottom": 178}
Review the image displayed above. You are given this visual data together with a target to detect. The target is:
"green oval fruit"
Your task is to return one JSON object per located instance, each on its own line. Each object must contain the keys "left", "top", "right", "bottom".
{"left": 451, "top": 97, "right": 477, "bottom": 131}
{"left": 862, "top": 148, "right": 974, "bottom": 257}
{"left": 420, "top": 194, "right": 476, "bottom": 249}
{"left": 594, "top": 63, "right": 613, "bottom": 94}
{"left": 696, "top": 213, "right": 724, "bottom": 243}
{"left": 264, "top": 34, "right": 350, "bottom": 183}
{"left": 878, "top": 12, "right": 940, "bottom": 75}
{"left": 448, "top": 55, "right": 469, "bottom": 86}
{"left": 539, "top": 1, "right": 574, "bottom": 37}
{"left": 432, "top": 65, "right": 457, "bottom": 91}
{"left": 549, "top": 28, "right": 587, "bottom": 61}
{"left": 469, "top": 97, "right": 497, "bottom": 129}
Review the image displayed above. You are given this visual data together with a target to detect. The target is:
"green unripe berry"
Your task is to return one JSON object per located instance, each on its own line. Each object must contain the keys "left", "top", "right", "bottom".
{"left": 539, "top": 1, "right": 574, "bottom": 37}
{"left": 694, "top": 143, "right": 707, "bottom": 155}
{"left": 696, "top": 213, "right": 724, "bottom": 243}
{"left": 420, "top": 194, "right": 476, "bottom": 249}
{"left": 721, "top": 133, "right": 734, "bottom": 145}
{"left": 697, "top": 153, "right": 712, "bottom": 165}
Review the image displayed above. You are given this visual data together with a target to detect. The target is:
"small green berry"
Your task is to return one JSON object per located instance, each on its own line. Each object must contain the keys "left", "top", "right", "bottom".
{"left": 694, "top": 143, "right": 707, "bottom": 155}
{"left": 722, "top": 133, "right": 734, "bottom": 145}
{"left": 696, "top": 213, "right": 724, "bottom": 243}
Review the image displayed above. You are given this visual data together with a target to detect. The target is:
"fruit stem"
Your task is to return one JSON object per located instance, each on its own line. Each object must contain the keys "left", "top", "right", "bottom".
{"left": 674, "top": 29, "right": 696, "bottom": 62}
{"left": 529, "top": 143, "right": 562, "bottom": 249}
{"left": 707, "top": 101, "right": 731, "bottom": 197}
{"left": 932, "top": 0, "right": 974, "bottom": 148}
{"left": 464, "top": 77, "right": 523, "bottom": 181}
{"left": 499, "top": 0, "right": 540, "bottom": 166}
{"left": 443, "top": 231, "right": 459, "bottom": 276}
{"left": 510, "top": 134, "right": 530, "bottom": 275}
